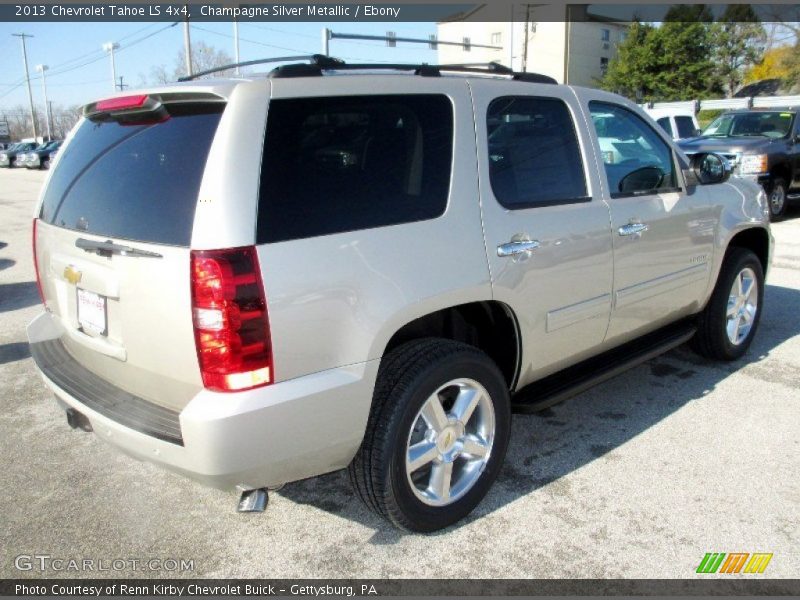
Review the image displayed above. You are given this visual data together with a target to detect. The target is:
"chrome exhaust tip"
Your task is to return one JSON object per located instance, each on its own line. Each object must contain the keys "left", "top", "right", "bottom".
{"left": 237, "top": 488, "right": 268, "bottom": 513}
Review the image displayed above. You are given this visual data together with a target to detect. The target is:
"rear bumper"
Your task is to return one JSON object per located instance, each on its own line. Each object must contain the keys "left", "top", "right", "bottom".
{"left": 27, "top": 312, "right": 378, "bottom": 491}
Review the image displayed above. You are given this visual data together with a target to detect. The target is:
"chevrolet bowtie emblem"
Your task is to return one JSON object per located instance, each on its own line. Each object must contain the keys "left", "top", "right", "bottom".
{"left": 63, "top": 265, "right": 82, "bottom": 285}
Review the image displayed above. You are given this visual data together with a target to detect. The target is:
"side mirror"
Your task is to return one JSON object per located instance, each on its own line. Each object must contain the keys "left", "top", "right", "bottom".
{"left": 686, "top": 152, "right": 731, "bottom": 186}
{"left": 693, "top": 128, "right": 702, "bottom": 137}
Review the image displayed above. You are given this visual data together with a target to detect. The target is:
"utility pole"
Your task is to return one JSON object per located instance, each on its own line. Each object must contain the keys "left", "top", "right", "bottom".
{"left": 183, "top": 19, "right": 193, "bottom": 78}
{"left": 522, "top": 4, "right": 531, "bottom": 73}
{"left": 117, "top": 76, "right": 128, "bottom": 92}
{"left": 233, "top": 21, "right": 241, "bottom": 75}
{"left": 12, "top": 33, "right": 38, "bottom": 140}
{"left": 509, "top": 6, "right": 514, "bottom": 70}
{"left": 36, "top": 64, "right": 51, "bottom": 141}
{"left": 321, "top": 27, "right": 330, "bottom": 56}
{"left": 103, "top": 42, "right": 120, "bottom": 92}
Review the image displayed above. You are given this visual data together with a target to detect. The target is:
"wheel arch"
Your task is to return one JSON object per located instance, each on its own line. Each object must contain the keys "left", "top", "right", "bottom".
{"left": 727, "top": 226, "right": 770, "bottom": 274}
{"left": 380, "top": 301, "right": 522, "bottom": 391}
{"left": 769, "top": 161, "right": 791, "bottom": 184}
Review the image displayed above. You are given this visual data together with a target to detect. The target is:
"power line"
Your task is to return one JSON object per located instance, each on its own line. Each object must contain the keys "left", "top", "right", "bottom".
{"left": 192, "top": 24, "right": 313, "bottom": 54}
{"left": 0, "top": 23, "right": 177, "bottom": 103}
{"left": 192, "top": 24, "right": 387, "bottom": 63}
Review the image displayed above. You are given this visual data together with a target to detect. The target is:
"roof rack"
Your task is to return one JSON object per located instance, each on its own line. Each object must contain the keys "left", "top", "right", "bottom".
{"left": 178, "top": 55, "right": 556, "bottom": 85}
{"left": 178, "top": 54, "right": 343, "bottom": 82}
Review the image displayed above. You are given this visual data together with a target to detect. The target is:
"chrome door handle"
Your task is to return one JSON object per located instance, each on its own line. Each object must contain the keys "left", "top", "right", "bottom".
{"left": 497, "top": 240, "right": 541, "bottom": 257}
{"left": 618, "top": 223, "right": 649, "bottom": 237}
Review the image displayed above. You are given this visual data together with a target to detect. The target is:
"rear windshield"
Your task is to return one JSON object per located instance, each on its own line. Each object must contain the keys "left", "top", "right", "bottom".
{"left": 40, "top": 103, "right": 224, "bottom": 246}
{"left": 257, "top": 94, "right": 453, "bottom": 244}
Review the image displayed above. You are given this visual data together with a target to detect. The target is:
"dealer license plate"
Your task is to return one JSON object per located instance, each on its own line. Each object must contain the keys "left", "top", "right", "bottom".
{"left": 77, "top": 288, "right": 107, "bottom": 335}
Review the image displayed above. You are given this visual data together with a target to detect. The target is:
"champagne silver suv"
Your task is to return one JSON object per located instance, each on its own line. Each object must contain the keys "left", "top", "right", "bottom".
{"left": 28, "top": 57, "right": 772, "bottom": 531}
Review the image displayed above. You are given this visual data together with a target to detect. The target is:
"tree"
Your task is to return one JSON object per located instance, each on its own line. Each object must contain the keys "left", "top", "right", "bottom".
{"left": 600, "top": 22, "right": 657, "bottom": 99}
{"left": 744, "top": 46, "right": 793, "bottom": 83}
{"left": 0, "top": 103, "right": 80, "bottom": 140}
{"left": 601, "top": 20, "right": 722, "bottom": 102}
{"left": 712, "top": 5, "right": 766, "bottom": 96}
{"left": 150, "top": 41, "right": 234, "bottom": 84}
{"left": 781, "top": 44, "right": 800, "bottom": 85}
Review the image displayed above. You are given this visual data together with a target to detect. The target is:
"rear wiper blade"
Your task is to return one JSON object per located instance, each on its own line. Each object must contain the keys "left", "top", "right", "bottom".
{"left": 75, "top": 238, "right": 163, "bottom": 258}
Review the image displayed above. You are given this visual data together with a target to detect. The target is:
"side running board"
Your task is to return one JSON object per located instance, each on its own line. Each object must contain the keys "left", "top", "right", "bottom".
{"left": 511, "top": 320, "right": 697, "bottom": 413}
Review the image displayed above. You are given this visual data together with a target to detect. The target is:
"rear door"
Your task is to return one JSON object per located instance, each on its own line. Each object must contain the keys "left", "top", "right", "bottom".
{"left": 34, "top": 94, "right": 227, "bottom": 411}
{"left": 471, "top": 80, "right": 614, "bottom": 387}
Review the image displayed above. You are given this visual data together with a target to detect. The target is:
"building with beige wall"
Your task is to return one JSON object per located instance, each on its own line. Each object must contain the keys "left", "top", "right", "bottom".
{"left": 436, "top": 5, "right": 627, "bottom": 87}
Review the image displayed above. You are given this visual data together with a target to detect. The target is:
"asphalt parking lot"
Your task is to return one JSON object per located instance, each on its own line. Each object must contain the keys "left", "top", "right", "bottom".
{"left": 1, "top": 167, "right": 798, "bottom": 580}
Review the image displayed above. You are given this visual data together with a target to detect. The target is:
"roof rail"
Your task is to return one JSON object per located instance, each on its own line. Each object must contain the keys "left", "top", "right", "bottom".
{"left": 269, "top": 59, "right": 557, "bottom": 83}
{"left": 177, "top": 54, "right": 342, "bottom": 82}
{"left": 177, "top": 55, "right": 557, "bottom": 85}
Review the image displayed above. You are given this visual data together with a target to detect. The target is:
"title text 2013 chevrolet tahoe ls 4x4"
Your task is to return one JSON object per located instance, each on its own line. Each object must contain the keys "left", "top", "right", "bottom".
{"left": 28, "top": 58, "right": 772, "bottom": 531}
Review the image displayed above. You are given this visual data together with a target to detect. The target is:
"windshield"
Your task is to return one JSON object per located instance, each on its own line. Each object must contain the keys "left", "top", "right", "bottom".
{"left": 703, "top": 112, "right": 793, "bottom": 138}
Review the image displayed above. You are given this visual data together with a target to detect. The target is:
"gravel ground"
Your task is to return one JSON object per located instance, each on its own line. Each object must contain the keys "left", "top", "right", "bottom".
{"left": 1, "top": 168, "right": 798, "bottom": 580}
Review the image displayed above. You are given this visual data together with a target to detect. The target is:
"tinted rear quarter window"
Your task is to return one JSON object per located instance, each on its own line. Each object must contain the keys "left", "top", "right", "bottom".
{"left": 257, "top": 94, "right": 453, "bottom": 244}
{"left": 40, "top": 104, "right": 224, "bottom": 246}
{"left": 487, "top": 96, "right": 588, "bottom": 209}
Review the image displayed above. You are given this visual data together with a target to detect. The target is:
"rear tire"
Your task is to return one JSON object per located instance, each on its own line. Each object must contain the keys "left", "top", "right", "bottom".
{"left": 767, "top": 178, "right": 787, "bottom": 221}
{"left": 349, "top": 338, "right": 511, "bottom": 532}
{"left": 692, "top": 248, "right": 764, "bottom": 361}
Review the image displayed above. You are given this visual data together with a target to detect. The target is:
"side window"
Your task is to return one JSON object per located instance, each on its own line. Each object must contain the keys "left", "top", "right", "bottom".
{"left": 487, "top": 96, "right": 589, "bottom": 208}
{"left": 257, "top": 94, "right": 453, "bottom": 243}
{"left": 656, "top": 117, "right": 673, "bottom": 137}
{"left": 589, "top": 101, "right": 678, "bottom": 198}
{"left": 675, "top": 116, "right": 697, "bottom": 139}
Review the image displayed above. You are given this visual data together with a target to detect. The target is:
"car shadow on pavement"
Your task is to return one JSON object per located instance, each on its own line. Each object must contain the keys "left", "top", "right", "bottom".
{"left": 0, "top": 342, "right": 31, "bottom": 366}
{"left": 0, "top": 281, "right": 39, "bottom": 313}
{"left": 278, "top": 283, "right": 800, "bottom": 540}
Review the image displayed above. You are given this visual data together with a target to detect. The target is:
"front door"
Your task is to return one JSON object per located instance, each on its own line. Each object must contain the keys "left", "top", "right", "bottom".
{"left": 583, "top": 97, "right": 715, "bottom": 346}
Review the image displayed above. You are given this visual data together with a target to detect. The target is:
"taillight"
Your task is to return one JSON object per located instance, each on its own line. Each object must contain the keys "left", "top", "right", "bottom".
{"left": 190, "top": 246, "right": 273, "bottom": 392}
{"left": 32, "top": 218, "right": 45, "bottom": 305}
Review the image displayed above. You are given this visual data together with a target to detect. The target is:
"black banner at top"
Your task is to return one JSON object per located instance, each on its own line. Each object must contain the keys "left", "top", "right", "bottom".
{"left": 2, "top": 3, "right": 800, "bottom": 23}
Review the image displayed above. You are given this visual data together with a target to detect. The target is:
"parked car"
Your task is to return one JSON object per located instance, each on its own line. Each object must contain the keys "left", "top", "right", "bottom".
{"left": 28, "top": 58, "right": 772, "bottom": 532}
{"left": 644, "top": 107, "right": 701, "bottom": 141}
{"left": 22, "top": 140, "right": 62, "bottom": 170}
{"left": 0, "top": 141, "right": 37, "bottom": 168}
{"left": 679, "top": 109, "right": 800, "bottom": 220}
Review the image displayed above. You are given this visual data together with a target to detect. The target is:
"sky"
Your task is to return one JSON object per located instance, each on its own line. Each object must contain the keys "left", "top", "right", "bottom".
{"left": 0, "top": 21, "right": 438, "bottom": 109}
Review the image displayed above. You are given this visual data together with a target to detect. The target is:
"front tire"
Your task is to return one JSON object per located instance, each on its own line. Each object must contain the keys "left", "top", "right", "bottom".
{"left": 349, "top": 339, "right": 511, "bottom": 532}
{"left": 767, "top": 178, "right": 787, "bottom": 221}
{"left": 692, "top": 248, "right": 764, "bottom": 361}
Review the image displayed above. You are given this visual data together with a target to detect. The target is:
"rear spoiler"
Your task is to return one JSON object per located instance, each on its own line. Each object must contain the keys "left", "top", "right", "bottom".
{"left": 83, "top": 92, "right": 225, "bottom": 124}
